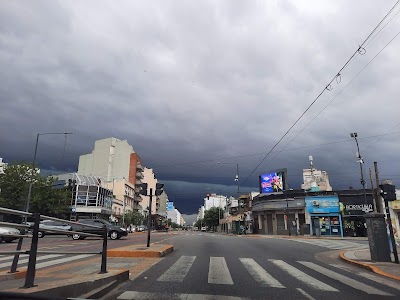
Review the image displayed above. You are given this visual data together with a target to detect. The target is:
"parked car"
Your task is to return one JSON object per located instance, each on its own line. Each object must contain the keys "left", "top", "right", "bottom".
{"left": 70, "top": 219, "right": 128, "bottom": 240}
{"left": 201, "top": 226, "right": 207, "bottom": 232}
{"left": 38, "top": 220, "right": 72, "bottom": 238}
{"left": 0, "top": 227, "right": 21, "bottom": 243}
{"left": 137, "top": 225, "right": 147, "bottom": 232}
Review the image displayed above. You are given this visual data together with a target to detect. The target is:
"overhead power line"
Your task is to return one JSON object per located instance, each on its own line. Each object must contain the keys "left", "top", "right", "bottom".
{"left": 242, "top": 2, "right": 400, "bottom": 185}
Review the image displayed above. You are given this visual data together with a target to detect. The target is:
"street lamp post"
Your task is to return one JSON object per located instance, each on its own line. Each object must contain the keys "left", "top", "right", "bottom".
{"left": 25, "top": 132, "right": 73, "bottom": 213}
{"left": 350, "top": 133, "right": 367, "bottom": 205}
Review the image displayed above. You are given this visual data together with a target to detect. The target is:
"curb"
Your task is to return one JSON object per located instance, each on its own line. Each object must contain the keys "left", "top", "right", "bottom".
{"left": 339, "top": 250, "right": 400, "bottom": 281}
{"left": 107, "top": 244, "right": 173, "bottom": 258}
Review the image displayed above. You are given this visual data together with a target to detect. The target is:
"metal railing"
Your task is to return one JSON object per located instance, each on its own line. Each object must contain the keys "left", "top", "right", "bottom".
{"left": 0, "top": 207, "right": 108, "bottom": 288}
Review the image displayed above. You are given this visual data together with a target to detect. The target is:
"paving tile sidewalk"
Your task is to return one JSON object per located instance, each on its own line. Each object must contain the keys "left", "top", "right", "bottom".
{"left": 340, "top": 247, "right": 400, "bottom": 281}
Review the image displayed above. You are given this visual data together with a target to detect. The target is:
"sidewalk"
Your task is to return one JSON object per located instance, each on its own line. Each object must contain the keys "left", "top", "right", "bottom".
{"left": 235, "top": 233, "right": 369, "bottom": 241}
{"left": 340, "top": 248, "right": 400, "bottom": 281}
{"left": 0, "top": 244, "right": 172, "bottom": 299}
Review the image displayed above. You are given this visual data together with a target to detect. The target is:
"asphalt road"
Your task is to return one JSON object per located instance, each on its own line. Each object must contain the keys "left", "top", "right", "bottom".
{"left": 102, "top": 232, "right": 400, "bottom": 300}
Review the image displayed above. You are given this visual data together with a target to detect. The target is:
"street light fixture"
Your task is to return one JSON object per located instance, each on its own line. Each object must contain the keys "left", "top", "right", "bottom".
{"left": 350, "top": 132, "right": 367, "bottom": 205}
{"left": 25, "top": 132, "right": 73, "bottom": 213}
{"left": 217, "top": 162, "right": 240, "bottom": 194}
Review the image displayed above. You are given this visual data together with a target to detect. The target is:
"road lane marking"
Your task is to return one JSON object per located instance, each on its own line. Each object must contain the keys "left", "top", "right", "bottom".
{"left": 208, "top": 257, "right": 233, "bottom": 285}
{"left": 269, "top": 260, "right": 337, "bottom": 291}
{"left": 296, "top": 288, "right": 316, "bottom": 300}
{"left": 118, "top": 291, "right": 249, "bottom": 300}
{"left": 330, "top": 264, "right": 400, "bottom": 292}
{"left": 0, "top": 254, "right": 64, "bottom": 269}
{"left": 0, "top": 255, "right": 28, "bottom": 262}
{"left": 239, "top": 258, "right": 284, "bottom": 288}
{"left": 299, "top": 261, "right": 392, "bottom": 296}
{"left": 157, "top": 256, "right": 196, "bottom": 282}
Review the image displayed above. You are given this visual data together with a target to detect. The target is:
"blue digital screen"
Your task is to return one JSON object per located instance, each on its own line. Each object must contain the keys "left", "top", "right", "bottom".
{"left": 259, "top": 172, "right": 284, "bottom": 193}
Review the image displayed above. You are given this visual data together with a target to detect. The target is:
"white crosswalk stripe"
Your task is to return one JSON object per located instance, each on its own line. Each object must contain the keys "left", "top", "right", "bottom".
{"left": 239, "top": 258, "right": 284, "bottom": 288}
{"left": 330, "top": 263, "right": 400, "bottom": 292}
{"left": 158, "top": 256, "right": 196, "bottom": 282}
{"left": 119, "top": 255, "right": 400, "bottom": 298}
{"left": 0, "top": 254, "right": 93, "bottom": 271}
{"left": 289, "top": 239, "right": 368, "bottom": 250}
{"left": 208, "top": 257, "right": 233, "bottom": 285}
{"left": 299, "top": 261, "right": 392, "bottom": 296}
{"left": 269, "top": 259, "right": 338, "bottom": 291}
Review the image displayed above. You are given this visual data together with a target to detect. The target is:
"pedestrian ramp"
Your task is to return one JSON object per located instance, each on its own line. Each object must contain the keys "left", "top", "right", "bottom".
{"left": 0, "top": 253, "right": 94, "bottom": 272}
{"left": 115, "top": 255, "right": 399, "bottom": 299}
{"left": 287, "top": 238, "right": 369, "bottom": 250}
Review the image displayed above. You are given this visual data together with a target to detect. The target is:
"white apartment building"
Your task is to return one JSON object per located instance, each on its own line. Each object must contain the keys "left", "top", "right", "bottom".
{"left": 168, "top": 208, "right": 182, "bottom": 225}
{"left": 301, "top": 168, "right": 332, "bottom": 192}
{"left": 204, "top": 194, "right": 227, "bottom": 210}
{"left": 140, "top": 168, "right": 158, "bottom": 217}
{"left": 77, "top": 137, "right": 144, "bottom": 205}
{"left": 197, "top": 206, "right": 205, "bottom": 220}
{"left": 107, "top": 178, "right": 137, "bottom": 223}
{"left": 0, "top": 157, "right": 7, "bottom": 174}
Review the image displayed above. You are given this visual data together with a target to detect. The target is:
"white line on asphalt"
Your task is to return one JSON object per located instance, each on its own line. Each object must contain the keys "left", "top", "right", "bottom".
{"left": 330, "top": 264, "right": 400, "bottom": 292}
{"left": 296, "top": 288, "right": 316, "bottom": 300}
{"left": 299, "top": 261, "right": 393, "bottom": 296}
{"left": 208, "top": 257, "right": 233, "bottom": 285}
{"left": 117, "top": 291, "right": 249, "bottom": 300}
{"left": 35, "top": 254, "right": 93, "bottom": 270}
{"left": 0, "top": 255, "right": 28, "bottom": 262}
{"left": 239, "top": 258, "right": 284, "bottom": 288}
{"left": 269, "top": 260, "right": 338, "bottom": 292}
{"left": 157, "top": 256, "right": 196, "bottom": 282}
{"left": 0, "top": 254, "right": 64, "bottom": 269}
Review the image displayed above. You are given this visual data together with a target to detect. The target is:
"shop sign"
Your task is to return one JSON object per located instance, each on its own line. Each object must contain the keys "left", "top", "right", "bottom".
{"left": 391, "top": 200, "right": 400, "bottom": 210}
{"left": 344, "top": 203, "right": 373, "bottom": 214}
{"left": 306, "top": 196, "right": 339, "bottom": 213}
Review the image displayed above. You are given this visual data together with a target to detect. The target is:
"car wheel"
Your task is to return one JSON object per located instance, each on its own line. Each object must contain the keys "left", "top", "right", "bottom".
{"left": 4, "top": 238, "right": 13, "bottom": 243}
{"left": 110, "top": 231, "right": 119, "bottom": 240}
{"left": 38, "top": 231, "right": 45, "bottom": 238}
{"left": 72, "top": 234, "right": 81, "bottom": 240}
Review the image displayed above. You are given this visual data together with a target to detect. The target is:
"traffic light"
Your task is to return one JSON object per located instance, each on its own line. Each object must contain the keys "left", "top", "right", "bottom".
{"left": 380, "top": 184, "right": 396, "bottom": 201}
{"left": 155, "top": 183, "right": 164, "bottom": 196}
{"left": 138, "top": 183, "right": 148, "bottom": 196}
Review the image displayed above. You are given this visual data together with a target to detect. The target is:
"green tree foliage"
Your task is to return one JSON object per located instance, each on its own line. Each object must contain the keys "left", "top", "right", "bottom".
{"left": 123, "top": 210, "right": 144, "bottom": 226}
{"left": 194, "top": 219, "right": 203, "bottom": 228}
{"left": 204, "top": 207, "right": 221, "bottom": 230}
{"left": 0, "top": 162, "right": 70, "bottom": 218}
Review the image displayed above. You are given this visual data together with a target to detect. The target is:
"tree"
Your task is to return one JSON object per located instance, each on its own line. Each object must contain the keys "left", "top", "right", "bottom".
{"left": 123, "top": 210, "right": 144, "bottom": 226}
{"left": 0, "top": 161, "right": 70, "bottom": 219}
{"left": 204, "top": 207, "right": 221, "bottom": 231}
{"left": 194, "top": 219, "right": 203, "bottom": 228}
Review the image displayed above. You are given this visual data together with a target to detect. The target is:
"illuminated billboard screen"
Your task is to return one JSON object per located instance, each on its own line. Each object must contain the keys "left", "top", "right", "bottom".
{"left": 259, "top": 171, "right": 286, "bottom": 194}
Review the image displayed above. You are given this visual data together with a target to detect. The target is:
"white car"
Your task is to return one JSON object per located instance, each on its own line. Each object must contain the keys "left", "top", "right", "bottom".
{"left": 38, "top": 220, "right": 72, "bottom": 238}
{"left": 201, "top": 226, "right": 207, "bottom": 232}
{"left": 0, "top": 227, "right": 21, "bottom": 243}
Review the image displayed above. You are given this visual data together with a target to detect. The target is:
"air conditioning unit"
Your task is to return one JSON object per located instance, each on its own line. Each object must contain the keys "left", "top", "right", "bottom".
{"left": 312, "top": 200, "right": 320, "bottom": 206}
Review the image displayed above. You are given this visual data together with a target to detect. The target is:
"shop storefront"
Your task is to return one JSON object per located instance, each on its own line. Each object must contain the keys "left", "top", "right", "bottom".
{"left": 337, "top": 190, "right": 374, "bottom": 237}
{"left": 306, "top": 195, "right": 343, "bottom": 237}
{"left": 389, "top": 199, "right": 400, "bottom": 243}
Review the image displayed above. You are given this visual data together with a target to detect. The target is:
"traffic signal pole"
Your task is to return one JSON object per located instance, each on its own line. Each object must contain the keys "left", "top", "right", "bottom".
{"left": 147, "top": 188, "right": 153, "bottom": 248}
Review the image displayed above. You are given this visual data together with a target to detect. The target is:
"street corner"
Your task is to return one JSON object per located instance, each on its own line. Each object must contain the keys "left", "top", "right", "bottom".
{"left": 107, "top": 244, "right": 174, "bottom": 258}
{"left": 339, "top": 250, "right": 400, "bottom": 281}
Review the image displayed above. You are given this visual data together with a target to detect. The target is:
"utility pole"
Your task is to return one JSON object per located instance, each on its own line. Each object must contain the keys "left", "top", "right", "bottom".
{"left": 350, "top": 133, "right": 367, "bottom": 205}
{"left": 374, "top": 161, "right": 384, "bottom": 213}
{"left": 369, "top": 168, "right": 377, "bottom": 212}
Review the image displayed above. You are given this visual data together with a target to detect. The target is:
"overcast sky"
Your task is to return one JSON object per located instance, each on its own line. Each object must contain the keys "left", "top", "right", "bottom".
{"left": 1, "top": 1, "right": 400, "bottom": 214}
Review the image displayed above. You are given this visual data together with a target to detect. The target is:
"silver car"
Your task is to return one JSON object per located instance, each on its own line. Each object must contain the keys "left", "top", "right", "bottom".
{"left": 38, "top": 220, "right": 72, "bottom": 238}
{"left": 0, "top": 227, "right": 21, "bottom": 243}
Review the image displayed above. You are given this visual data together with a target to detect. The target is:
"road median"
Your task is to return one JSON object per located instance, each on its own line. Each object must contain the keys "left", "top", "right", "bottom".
{"left": 107, "top": 244, "right": 173, "bottom": 258}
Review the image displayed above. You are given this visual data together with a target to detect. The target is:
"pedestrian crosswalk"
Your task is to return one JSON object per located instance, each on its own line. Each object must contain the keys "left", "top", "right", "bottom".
{"left": 289, "top": 238, "right": 369, "bottom": 250}
{"left": 115, "top": 255, "right": 399, "bottom": 299}
{"left": 0, "top": 253, "right": 94, "bottom": 272}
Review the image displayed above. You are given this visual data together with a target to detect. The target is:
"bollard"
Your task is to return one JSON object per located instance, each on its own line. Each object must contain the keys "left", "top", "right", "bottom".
{"left": 23, "top": 213, "right": 40, "bottom": 288}
{"left": 99, "top": 225, "right": 108, "bottom": 274}
{"left": 364, "top": 213, "right": 391, "bottom": 262}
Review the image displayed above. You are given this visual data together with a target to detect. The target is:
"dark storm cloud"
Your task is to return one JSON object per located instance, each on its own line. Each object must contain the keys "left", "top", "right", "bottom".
{"left": 1, "top": 1, "right": 400, "bottom": 213}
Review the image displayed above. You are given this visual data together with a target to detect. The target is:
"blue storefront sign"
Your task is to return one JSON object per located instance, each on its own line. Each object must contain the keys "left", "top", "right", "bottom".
{"left": 306, "top": 196, "right": 343, "bottom": 237}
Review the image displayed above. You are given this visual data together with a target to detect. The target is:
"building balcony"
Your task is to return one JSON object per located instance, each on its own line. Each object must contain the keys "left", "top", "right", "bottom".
{"left": 136, "top": 163, "right": 144, "bottom": 171}
{"left": 136, "top": 172, "right": 144, "bottom": 179}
